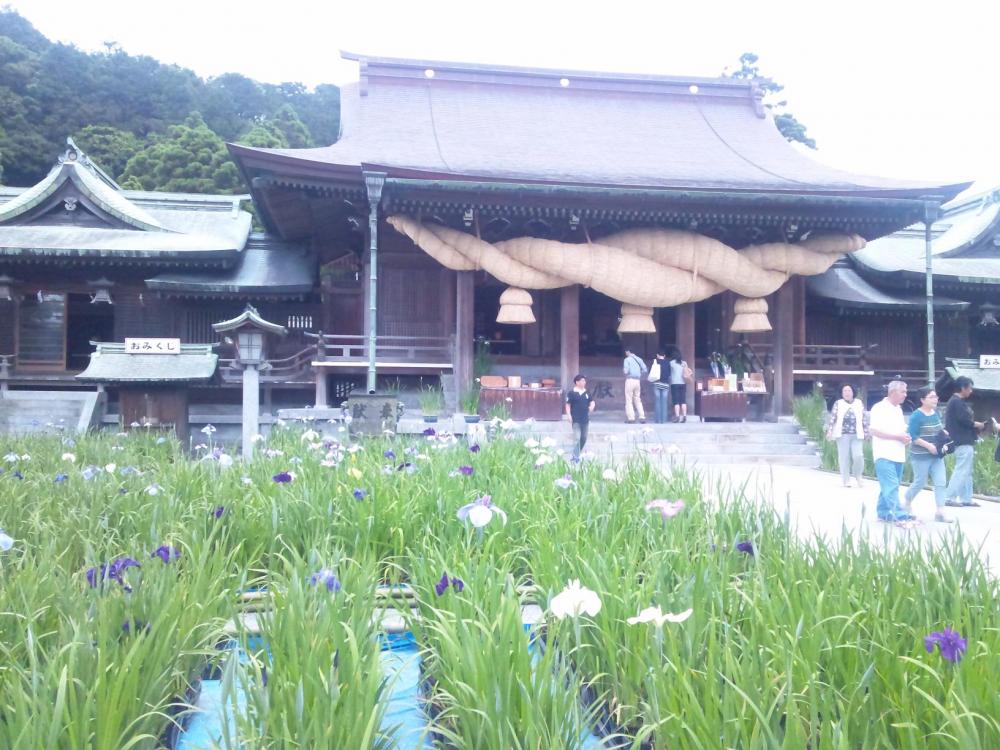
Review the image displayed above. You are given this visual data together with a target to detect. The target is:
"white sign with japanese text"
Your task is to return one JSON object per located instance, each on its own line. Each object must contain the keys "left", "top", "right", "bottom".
{"left": 125, "top": 338, "right": 181, "bottom": 354}
{"left": 980, "top": 354, "right": 1000, "bottom": 369}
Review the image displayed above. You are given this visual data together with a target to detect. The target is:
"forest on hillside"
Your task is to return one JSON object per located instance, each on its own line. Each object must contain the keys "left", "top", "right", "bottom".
{"left": 0, "top": 9, "right": 339, "bottom": 191}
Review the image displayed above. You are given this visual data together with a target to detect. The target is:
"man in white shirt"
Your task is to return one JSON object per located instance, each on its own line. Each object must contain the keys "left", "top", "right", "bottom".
{"left": 868, "top": 380, "right": 914, "bottom": 522}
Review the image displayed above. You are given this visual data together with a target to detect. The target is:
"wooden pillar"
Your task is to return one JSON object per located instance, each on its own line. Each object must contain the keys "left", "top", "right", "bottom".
{"left": 793, "top": 276, "right": 807, "bottom": 346}
{"left": 314, "top": 370, "right": 328, "bottom": 408}
{"left": 560, "top": 285, "right": 580, "bottom": 391}
{"left": 455, "top": 271, "right": 475, "bottom": 396}
{"left": 676, "top": 302, "right": 696, "bottom": 414}
{"left": 773, "top": 281, "right": 795, "bottom": 416}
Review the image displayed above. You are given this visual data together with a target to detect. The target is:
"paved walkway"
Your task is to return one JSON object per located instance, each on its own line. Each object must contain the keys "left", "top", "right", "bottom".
{"left": 699, "top": 463, "right": 1000, "bottom": 576}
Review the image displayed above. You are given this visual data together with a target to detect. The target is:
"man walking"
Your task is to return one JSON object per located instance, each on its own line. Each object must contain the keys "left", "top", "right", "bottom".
{"left": 622, "top": 348, "right": 647, "bottom": 424}
{"left": 944, "top": 376, "right": 985, "bottom": 508}
{"left": 565, "top": 374, "right": 595, "bottom": 458}
{"left": 869, "top": 380, "right": 914, "bottom": 522}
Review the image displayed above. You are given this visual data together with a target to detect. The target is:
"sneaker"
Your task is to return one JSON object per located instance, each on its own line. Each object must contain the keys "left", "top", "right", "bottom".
{"left": 639, "top": 419, "right": 646, "bottom": 424}
{"left": 959, "top": 501, "right": 980, "bottom": 507}
{"left": 934, "top": 512, "right": 955, "bottom": 524}
{"left": 681, "top": 416, "right": 687, "bottom": 423}
{"left": 944, "top": 500, "right": 963, "bottom": 507}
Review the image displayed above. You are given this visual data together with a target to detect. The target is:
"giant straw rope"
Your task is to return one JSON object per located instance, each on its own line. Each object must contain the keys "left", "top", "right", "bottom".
{"left": 387, "top": 214, "right": 865, "bottom": 309}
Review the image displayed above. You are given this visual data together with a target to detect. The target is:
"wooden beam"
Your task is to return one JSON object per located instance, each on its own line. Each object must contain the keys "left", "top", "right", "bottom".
{"left": 560, "top": 285, "right": 580, "bottom": 391}
{"left": 454, "top": 271, "right": 474, "bottom": 396}
{"left": 675, "top": 303, "right": 696, "bottom": 414}
{"left": 773, "top": 281, "right": 795, "bottom": 416}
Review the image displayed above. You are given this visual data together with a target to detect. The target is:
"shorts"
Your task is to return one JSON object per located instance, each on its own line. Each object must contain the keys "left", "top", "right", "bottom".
{"left": 670, "top": 384, "right": 687, "bottom": 404}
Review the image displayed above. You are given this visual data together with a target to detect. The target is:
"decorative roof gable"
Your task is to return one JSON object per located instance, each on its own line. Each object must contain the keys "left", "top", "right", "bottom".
{"left": 0, "top": 139, "right": 168, "bottom": 232}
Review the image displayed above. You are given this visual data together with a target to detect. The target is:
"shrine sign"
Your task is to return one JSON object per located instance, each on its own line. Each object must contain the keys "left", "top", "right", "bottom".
{"left": 980, "top": 355, "right": 1000, "bottom": 369}
{"left": 125, "top": 338, "right": 181, "bottom": 354}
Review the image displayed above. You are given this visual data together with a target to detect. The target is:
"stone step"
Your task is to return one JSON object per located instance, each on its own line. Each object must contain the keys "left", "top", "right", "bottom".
{"left": 598, "top": 442, "right": 817, "bottom": 456}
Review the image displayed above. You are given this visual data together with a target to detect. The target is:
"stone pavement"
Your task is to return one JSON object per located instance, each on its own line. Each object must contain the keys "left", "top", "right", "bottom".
{"left": 697, "top": 463, "right": 1000, "bottom": 577}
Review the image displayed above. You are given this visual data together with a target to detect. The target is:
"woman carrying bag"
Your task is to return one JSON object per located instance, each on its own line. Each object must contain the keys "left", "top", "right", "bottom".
{"left": 826, "top": 384, "right": 866, "bottom": 488}
{"left": 902, "top": 386, "right": 953, "bottom": 523}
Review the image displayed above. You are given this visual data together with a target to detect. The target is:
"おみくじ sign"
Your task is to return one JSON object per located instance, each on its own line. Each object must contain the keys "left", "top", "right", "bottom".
{"left": 125, "top": 338, "right": 181, "bottom": 354}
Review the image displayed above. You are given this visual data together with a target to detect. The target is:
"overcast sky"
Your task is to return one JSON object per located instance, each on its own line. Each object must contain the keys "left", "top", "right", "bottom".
{"left": 9, "top": 0, "right": 999, "bottom": 190}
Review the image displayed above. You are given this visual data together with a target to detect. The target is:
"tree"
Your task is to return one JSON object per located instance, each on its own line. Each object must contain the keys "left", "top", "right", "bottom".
{"left": 73, "top": 125, "right": 142, "bottom": 180}
{"left": 271, "top": 104, "right": 313, "bottom": 148}
{"left": 724, "top": 53, "right": 816, "bottom": 149}
{"left": 120, "top": 113, "right": 242, "bottom": 193}
{"left": 238, "top": 121, "right": 288, "bottom": 149}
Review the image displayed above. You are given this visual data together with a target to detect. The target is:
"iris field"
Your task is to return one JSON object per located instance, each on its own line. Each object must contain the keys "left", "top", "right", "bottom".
{"left": 0, "top": 423, "right": 997, "bottom": 748}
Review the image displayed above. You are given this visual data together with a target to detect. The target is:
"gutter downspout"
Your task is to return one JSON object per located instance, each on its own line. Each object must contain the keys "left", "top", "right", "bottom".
{"left": 923, "top": 199, "right": 941, "bottom": 386}
{"left": 364, "top": 171, "right": 387, "bottom": 394}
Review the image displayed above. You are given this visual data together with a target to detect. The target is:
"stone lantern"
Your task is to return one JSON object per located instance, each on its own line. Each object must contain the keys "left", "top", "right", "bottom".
{"left": 213, "top": 305, "right": 287, "bottom": 459}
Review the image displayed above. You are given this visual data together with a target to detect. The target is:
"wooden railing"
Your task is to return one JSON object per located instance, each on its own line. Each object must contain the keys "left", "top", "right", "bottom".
{"left": 219, "top": 347, "right": 318, "bottom": 384}
{"left": 753, "top": 344, "right": 875, "bottom": 371}
{"left": 306, "top": 332, "right": 453, "bottom": 365}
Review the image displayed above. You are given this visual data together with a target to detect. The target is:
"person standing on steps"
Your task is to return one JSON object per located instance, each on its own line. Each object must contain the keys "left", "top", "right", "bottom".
{"left": 650, "top": 350, "right": 670, "bottom": 424}
{"left": 565, "top": 374, "right": 595, "bottom": 459}
{"left": 826, "top": 383, "right": 866, "bottom": 488}
{"left": 903, "top": 387, "right": 953, "bottom": 523}
{"left": 622, "top": 348, "right": 647, "bottom": 424}
{"left": 668, "top": 349, "right": 692, "bottom": 423}
{"left": 869, "top": 380, "right": 914, "bottom": 523}
{"left": 943, "top": 376, "right": 985, "bottom": 508}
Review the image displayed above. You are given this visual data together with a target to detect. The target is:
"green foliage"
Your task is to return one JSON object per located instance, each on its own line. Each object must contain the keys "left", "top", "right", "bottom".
{"left": 725, "top": 52, "right": 817, "bottom": 149}
{"left": 0, "top": 428, "right": 998, "bottom": 747}
{"left": 0, "top": 9, "right": 339, "bottom": 187}
{"left": 72, "top": 125, "right": 142, "bottom": 179}
{"left": 120, "top": 113, "right": 242, "bottom": 193}
{"left": 419, "top": 383, "right": 445, "bottom": 415}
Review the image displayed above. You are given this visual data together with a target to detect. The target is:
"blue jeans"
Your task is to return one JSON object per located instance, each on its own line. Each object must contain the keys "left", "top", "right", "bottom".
{"left": 905, "top": 454, "right": 947, "bottom": 508}
{"left": 654, "top": 386, "right": 670, "bottom": 424}
{"left": 875, "top": 458, "right": 905, "bottom": 520}
{"left": 945, "top": 444, "right": 974, "bottom": 504}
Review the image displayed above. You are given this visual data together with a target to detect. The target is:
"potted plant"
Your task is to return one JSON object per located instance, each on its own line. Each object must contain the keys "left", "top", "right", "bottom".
{"left": 460, "top": 389, "right": 481, "bottom": 423}
{"left": 419, "top": 384, "right": 444, "bottom": 423}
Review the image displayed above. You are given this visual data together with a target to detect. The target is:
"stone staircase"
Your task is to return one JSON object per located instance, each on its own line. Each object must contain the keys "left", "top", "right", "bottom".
{"left": 504, "top": 418, "right": 820, "bottom": 468}
{"left": 0, "top": 390, "right": 103, "bottom": 435}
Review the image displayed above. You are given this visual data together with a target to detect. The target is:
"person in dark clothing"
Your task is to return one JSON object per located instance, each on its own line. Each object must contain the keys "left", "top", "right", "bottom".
{"left": 565, "top": 374, "right": 596, "bottom": 458}
{"left": 943, "top": 376, "right": 986, "bottom": 507}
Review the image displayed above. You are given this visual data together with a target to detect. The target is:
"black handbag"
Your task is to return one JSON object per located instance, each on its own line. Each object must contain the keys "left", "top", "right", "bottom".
{"left": 930, "top": 430, "right": 955, "bottom": 458}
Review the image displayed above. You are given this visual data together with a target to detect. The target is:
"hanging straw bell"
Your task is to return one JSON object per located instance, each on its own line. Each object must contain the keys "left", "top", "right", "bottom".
{"left": 617, "top": 304, "right": 656, "bottom": 334}
{"left": 495, "top": 287, "right": 536, "bottom": 324}
{"left": 730, "top": 296, "right": 772, "bottom": 332}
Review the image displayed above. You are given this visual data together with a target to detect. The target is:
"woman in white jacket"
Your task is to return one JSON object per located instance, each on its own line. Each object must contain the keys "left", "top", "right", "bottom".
{"left": 826, "top": 384, "right": 867, "bottom": 487}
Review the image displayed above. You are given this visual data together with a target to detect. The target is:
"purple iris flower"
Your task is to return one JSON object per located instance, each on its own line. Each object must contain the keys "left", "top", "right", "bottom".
{"left": 735, "top": 541, "right": 755, "bottom": 556}
{"left": 469, "top": 444, "right": 481, "bottom": 453}
{"left": 12, "top": 470, "right": 23, "bottom": 480}
{"left": 212, "top": 506, "right": 226, "bottom": 519}
{"left": 272, "top": 471, "right": 293, "bottom": 483}
{"left": 86, "top": 556, "right": 141, "bottom": 589}
{"left": 109, "top": 557, "right": 141, "bottom": 579}
{"left": 924, "top": 627, "right": 967, "bottom": 663}
{"left": 54, "top": 473, "right": 68, "bottom": 483}
{"left": 352, "top": 488, "right": 368, "bottom": 501}
{"left": 396, "top": 462, "right": 416, "bottom": 473}
{"left": 122, "top": 619, "right": 150, "bottom": 636}
{"left": 434, "top": 572, "right": 465, "bottom": 596}
{"left": 458, "top": 465, "right": 474, "bottom": 476}
{"left": 422, "top": 428, "right": 436, "bottom": 437}
{"left": 151, "top": 545, "right": 181, "bottom": 564}
{"left": 384, "top": 449, "right": 396, "bottom": 459}
{"left": 308, "top": 569, "right": 342, "bottom": 593}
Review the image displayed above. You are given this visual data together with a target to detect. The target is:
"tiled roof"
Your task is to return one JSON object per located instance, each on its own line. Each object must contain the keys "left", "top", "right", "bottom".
{"left": 853, "top": 187, "right": 1000, "bottom": 283}
{"left": 76, "top": 343, "right": 218, "bottom": 382}
{"left": 807, "top": 264, "right": 968, "bottom": 310}
{"left": 229, "top": 53, "right": 969, "bottom": 198}
{"left": 145, "top": 235, "right": 314, "bottom": 295}
{"left": 0, "top": 142, "right": 251, "bottom": 262}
